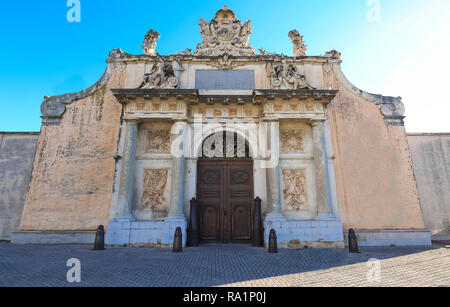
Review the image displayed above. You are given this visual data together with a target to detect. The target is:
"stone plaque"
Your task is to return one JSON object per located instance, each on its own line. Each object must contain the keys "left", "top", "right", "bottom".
{"left": 141, "top": 169, "right": 168, "bottom": 211}
{"left": 195, "top": 70, "right": 255, "bottom": 90}
{"left": 282, "top": 169, "right": 308, "bottom": 211}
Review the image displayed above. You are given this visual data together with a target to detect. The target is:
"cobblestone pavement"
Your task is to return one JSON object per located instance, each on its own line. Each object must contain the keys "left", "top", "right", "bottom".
{"left": 0, "top": 242, "right": 449, "bottom": 287}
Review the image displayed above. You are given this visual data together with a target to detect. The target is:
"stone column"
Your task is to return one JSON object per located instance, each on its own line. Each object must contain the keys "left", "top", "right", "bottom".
{"left": 167, "top": 121, "right": 187, "bottom": 221}
{"left": 114, "top": 120, "right": 138, "bottom": 221}
{"left": 265, "top": 121, "right": 285, "bottom": 220}
{"left": 323, "top": 121, "right": 338, "bottom": 218}
{"left": 312, "top": 121, "right": 332, "bottom": 218}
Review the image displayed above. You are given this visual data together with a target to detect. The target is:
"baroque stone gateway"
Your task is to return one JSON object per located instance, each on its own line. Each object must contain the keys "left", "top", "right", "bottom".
{"left": 9, "top": 6, "right": 434, "bottom": 248}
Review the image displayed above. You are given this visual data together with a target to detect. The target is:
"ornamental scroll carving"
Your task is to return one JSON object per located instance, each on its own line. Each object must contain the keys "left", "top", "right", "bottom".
{"left": 194, "top": 6, "right": 255, "bottom": 56}
{"left": 282, "top": 169, "right": 308, "bottom": 211}
{"left": 280, "top": 129, "right": 304, "bottom": 152}
{"left": 141, "top": 169, "right": 168, "bottom": 211}
{"left": 146, "top": 129, "right": 170, "bottom": 153}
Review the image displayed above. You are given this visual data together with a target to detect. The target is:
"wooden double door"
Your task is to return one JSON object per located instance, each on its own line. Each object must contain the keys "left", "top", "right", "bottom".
{"left": 197, "top": 159, "right": 254, "bottom": 244}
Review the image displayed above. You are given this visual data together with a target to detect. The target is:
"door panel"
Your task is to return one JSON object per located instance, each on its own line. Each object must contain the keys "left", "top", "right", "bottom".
{"left": 197, "top": 159, "right": 253, "bottom": 244}
{"left": 200, "top": 204, "right": 220, "bottom": 240}
{"left": 231, "top": 203, "right": 251, "bottom": 240}
{"left": 197, "top": 164, "right": 223, "bottom": 242}
{"left": 228, "top": 163, "right": 253, "bottom": 242}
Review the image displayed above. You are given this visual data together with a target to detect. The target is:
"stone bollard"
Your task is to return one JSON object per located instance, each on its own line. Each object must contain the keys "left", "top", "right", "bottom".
{"left": 348, "top": 229, "right": 360, "bottom": 253}
{"left": 173, "top": 227, "right": 183, "bottom": 253}
{"left": 93, "top": 225, "right": 105, "bottom": 250}
{"left": 268, "top": 229, "right": 278, "bottom": 253}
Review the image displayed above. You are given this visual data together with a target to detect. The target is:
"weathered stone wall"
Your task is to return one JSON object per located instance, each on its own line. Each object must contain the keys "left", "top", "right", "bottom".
{"left": 328, "top": 66, "right": 426, "bottom": 231}
{"left": 407, "top": 134, "right": 450, "bottom": 237}
{"left": 0, "top": 132, "right": 39, "bottom": 239}
{"left": 19, "top": 67, "right": 124, "bottom": 231}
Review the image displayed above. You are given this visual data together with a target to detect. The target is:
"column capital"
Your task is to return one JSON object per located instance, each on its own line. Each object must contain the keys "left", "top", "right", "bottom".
{"left": 123, "top": 118, "right": 140, "bottom": 125}
{"left": 263, "top": 118, "right": 280, "bottom": 123}
{"left": 171, "top": 119, "right": 188, "bottom": 125}
{"left": 310, "top": 120, "right": 326, "bottom": 128}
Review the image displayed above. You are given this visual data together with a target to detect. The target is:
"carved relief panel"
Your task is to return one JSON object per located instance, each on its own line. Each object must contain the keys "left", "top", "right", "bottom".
{"left": 282, "top": 169, "right": 309, "bottom": 211}
{"left": 141, "top": 169, "right": 169, "bottom": 211}
{"left": 280, "top": 129, "right": 304, "bottom": 153}
{"left": 146, "top": 129, "right": 170, "bottom": 153}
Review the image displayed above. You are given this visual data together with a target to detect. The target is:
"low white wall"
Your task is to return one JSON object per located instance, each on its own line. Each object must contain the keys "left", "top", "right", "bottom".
{"left": 408, "top": 134, "right": 450, "bottom": 237}
{"left": 343, "top": 229, "right": 431, "bottom": 247}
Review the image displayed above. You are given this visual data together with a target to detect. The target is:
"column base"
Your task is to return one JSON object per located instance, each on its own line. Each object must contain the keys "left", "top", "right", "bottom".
{"left": 165, "top": 215, "right": 187, "bottom": 223}
{"left": 316, "top": 213, "right": 336, "bottom": 220}
{"left": 111, "top": 214, "right": 136, "bottom": 222}
{"left": 264, "top": 214, "right": 287, "bottom": 222}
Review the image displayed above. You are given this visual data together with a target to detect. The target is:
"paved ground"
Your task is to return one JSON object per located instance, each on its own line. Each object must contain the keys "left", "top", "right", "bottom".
{"left": 0, "top": 242, "right": 449, "bottom": 287}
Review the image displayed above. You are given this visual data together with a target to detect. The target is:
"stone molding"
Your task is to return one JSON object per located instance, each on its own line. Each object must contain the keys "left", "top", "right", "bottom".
{"left": 332, "top": 63, "right": 406, "bottom": 126}
{"left": 112, "top": 88, "right": 337, "bottom": 105}
{"left": 40, "top": 54, "right": 122, "bottom": 126}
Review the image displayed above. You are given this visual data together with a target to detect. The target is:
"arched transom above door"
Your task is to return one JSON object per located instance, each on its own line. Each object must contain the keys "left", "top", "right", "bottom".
{"left": 201, "top": 131, "right": 251, "bottom": 159}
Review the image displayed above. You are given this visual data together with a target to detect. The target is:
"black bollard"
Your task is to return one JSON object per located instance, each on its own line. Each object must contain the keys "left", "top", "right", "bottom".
{"left": 93, "top": 225, "right": 105, "bottom": 250}
{"left": 252, "top": 197, "right": 264, "bottom": 247}
{"left": 268, "top": 229, "right": 278, "bottom": 253}
{"left": 173, "top": 227, "right": 183, "bottom": 253}
{"left": 348, "top": 229, "right": 360, "bottom": 253}
{"left": 189, "top": 198, "right": 199, "bottom": 247}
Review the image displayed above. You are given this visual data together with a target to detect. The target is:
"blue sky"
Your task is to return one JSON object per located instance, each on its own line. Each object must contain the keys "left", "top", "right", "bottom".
{"left": 1, "top": 0, "right": 449, "bottom": 132}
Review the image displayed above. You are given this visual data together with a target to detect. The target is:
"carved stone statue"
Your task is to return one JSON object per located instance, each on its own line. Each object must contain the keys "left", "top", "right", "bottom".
{"left": 266, "top": 58, "right": 315, "bottom": 90}
{"left": 139, "top": 58, "right": 179, "bottom": 89}
{"left": 142, "top": 29, "right": 160, "bottom": 55}
{"left": 194, "top": 6, "right": 255, "bottom": 56}
{"left": 288, "top": 30, "right": 307, "bottom": 57}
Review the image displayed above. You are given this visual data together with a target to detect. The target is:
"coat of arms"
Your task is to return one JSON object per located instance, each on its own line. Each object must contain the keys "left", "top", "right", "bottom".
{"left": 194, "top": 6, "right": 255, "bottom": 56}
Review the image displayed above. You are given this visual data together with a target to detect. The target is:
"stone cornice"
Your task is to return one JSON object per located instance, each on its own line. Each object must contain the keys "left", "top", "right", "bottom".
{"left": 111, "top": 89, "right": 338, "bottom": 105}
{"left": 107, "top": 50, "right": 342, "bottom": 65}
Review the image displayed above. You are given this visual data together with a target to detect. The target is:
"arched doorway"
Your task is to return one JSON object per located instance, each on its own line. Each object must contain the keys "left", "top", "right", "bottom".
{"left": 196, "top": 132, "right": 254, "bottom": 244}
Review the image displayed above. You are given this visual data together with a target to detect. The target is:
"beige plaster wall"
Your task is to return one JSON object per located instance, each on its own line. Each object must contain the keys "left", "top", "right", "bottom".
{"left": 328, "top": 72, "right": 425, "bottom": 230}
{"left": 19, "top": 69, "right": 124, "bottom": 231}
{"left": 407, "top": 134, "right": 450, "bottom": 236}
